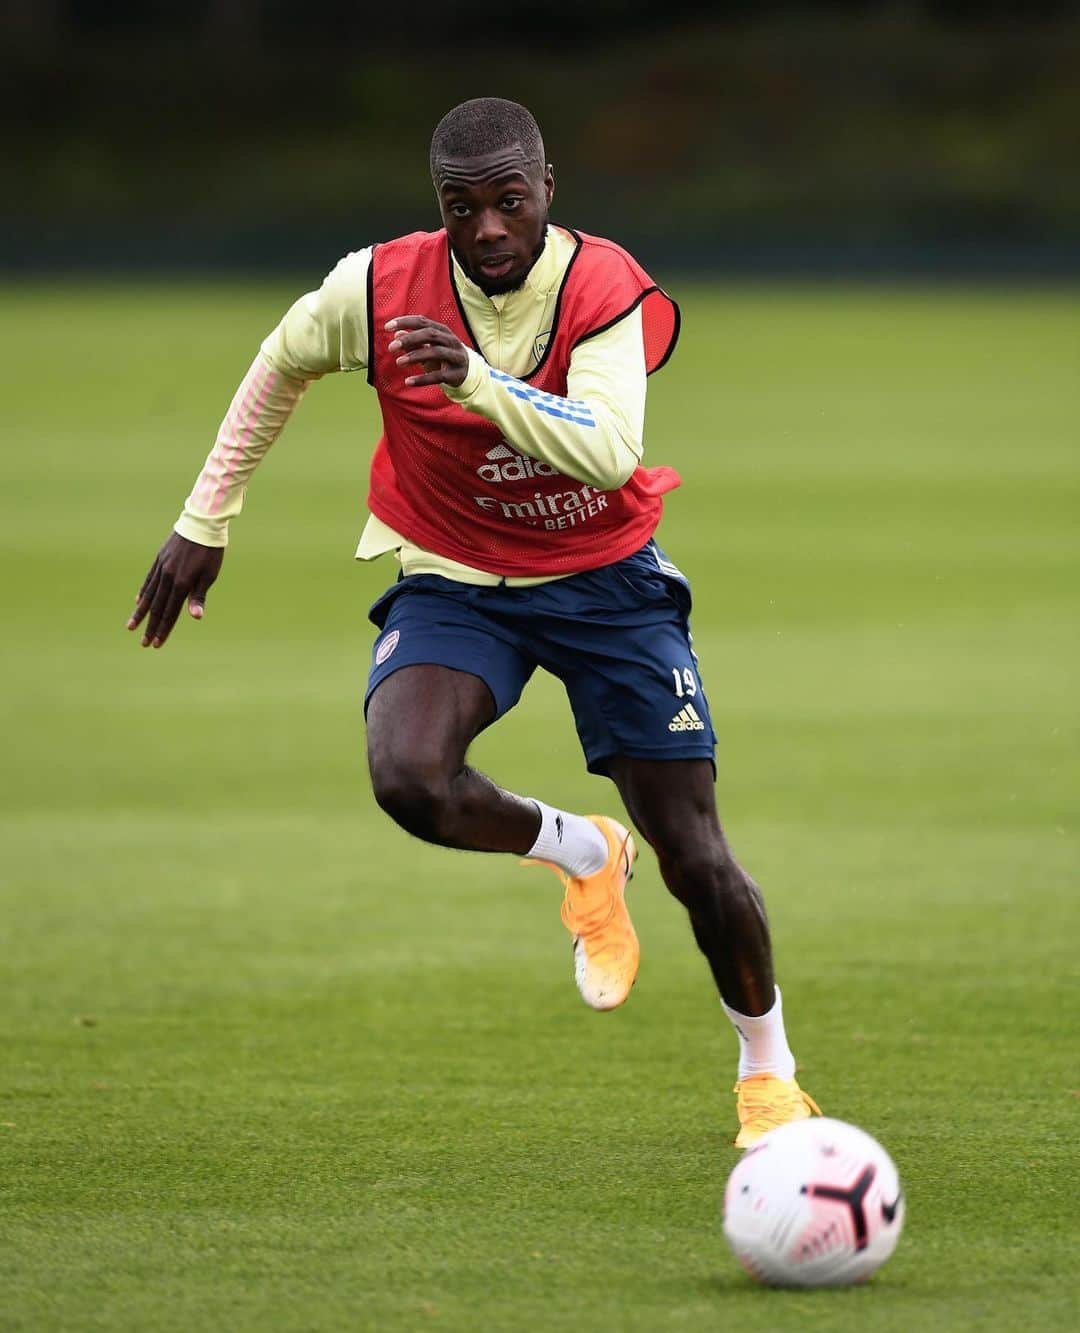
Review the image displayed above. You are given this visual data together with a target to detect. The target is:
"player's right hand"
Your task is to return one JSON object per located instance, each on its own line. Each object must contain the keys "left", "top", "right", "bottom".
{"left": 127, "top": 532, "right": 224, "bottom": 649}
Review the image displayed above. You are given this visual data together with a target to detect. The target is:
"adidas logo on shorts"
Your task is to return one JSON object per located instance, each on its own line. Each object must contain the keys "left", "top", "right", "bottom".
{"left": 668, "top": 703, "right": 706, "bottom": 733}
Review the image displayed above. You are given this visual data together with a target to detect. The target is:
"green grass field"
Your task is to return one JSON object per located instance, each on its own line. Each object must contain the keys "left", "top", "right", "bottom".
{"left": 2, "top": 279, "right": 1077, "bottom": 1331}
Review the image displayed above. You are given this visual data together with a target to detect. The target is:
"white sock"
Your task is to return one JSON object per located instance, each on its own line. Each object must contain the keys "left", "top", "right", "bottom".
{"left": 722, "top": 986, "right": 797, "bottom": 1081}
{"left": 526, "top": 800, "right": 608, "bottom": 878}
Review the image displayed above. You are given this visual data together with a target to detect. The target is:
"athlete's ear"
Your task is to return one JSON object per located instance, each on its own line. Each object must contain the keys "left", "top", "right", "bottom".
{"left": 544, "top": 164, "right": 555, "bottom": 207}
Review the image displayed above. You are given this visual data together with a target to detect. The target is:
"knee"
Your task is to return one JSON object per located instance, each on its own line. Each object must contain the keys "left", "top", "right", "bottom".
{"left": 660, "top": 841, "right": 762, "bottom": 917}
{"left": 370, "top": 756, "right": 452, "bottom": 844}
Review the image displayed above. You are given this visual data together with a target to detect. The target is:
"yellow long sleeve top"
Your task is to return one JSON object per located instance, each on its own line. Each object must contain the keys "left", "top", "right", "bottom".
{"left": 174, "top": 225, "right": 650, "bottom": 586}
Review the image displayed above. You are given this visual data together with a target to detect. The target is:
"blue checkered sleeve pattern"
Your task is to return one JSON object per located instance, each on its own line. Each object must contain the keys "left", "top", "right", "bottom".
{"left": 488, "top": 368, "right": 597, "bottom": 428}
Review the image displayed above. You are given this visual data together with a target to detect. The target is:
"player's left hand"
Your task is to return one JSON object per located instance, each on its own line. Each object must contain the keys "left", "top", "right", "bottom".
{"left": 386, "top": 316, "right": 469, "bottom": 388}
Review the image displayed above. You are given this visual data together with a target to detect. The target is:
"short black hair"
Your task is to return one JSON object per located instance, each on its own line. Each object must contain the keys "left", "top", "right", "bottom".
{"left": 430, "top": 98, "right": 545, "bottom": 181}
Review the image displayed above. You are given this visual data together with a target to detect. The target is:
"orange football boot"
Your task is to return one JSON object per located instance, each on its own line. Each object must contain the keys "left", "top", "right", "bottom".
{"left": 525, "top": 815, "right": 639, "bottom": 1011}
{"left": 734, "top": 1074, "right": 822, "bottom": 1148}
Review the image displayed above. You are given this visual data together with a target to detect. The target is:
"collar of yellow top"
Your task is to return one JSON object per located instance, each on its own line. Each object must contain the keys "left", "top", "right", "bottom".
{"left": 449, "top": 226, "right": 576, "bottom": 310}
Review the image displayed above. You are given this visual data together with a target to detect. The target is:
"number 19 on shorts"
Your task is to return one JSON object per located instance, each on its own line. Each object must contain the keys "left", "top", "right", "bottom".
{"left": 671, "top": 666, "right": 698, "bottom": 699}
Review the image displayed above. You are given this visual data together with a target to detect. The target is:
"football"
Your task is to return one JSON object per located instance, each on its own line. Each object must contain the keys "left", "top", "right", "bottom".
{"left": 723, "top": 1117, "right": 905, "bottom": 1287}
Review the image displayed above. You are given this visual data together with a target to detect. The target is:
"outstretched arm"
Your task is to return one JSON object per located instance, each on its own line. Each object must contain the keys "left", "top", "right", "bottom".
{"left": 173, "top": 355, "right": 309, "bottom": 547}
{"left": 125, "top": 353, "right": 307, "bottom": 648}
{"left": 126, "top": 248, "right": 373, "bottom": 649}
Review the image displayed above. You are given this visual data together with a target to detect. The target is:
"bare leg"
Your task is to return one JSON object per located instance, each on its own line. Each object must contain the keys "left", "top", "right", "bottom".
{"left": 608, "top": 757, "right": 775, "bottom": 1015}
{"left": 366, "top": 664, "right": 541, "bottom": 852}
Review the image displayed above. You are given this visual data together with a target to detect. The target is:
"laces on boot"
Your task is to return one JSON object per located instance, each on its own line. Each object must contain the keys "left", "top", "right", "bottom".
{"left": 735, "top": 1078, "right": 822, "bottom": 1121}
{"left": 560, "top": 884, "right": 619, "bottom": 938}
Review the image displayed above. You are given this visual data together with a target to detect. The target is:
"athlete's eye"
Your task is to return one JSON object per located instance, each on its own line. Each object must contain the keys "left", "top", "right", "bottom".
{"left": 448, "top": 203, "right": 470, "bottom": 218}
{"left": 500, "top": 196, "right": 524, "bottom": 211}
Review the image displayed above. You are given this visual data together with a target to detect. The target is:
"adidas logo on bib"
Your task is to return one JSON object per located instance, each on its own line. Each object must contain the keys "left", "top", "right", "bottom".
{"left": 668, "top": 703, "right": 705, "bottom": 733}
{"left": 476, "top": 441, "right": 559, "bottom": 483}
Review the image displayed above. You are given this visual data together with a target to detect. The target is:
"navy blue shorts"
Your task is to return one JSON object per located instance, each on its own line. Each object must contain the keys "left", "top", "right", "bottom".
{"left": 365, "top": 540, "right": 717, "bottom": 776}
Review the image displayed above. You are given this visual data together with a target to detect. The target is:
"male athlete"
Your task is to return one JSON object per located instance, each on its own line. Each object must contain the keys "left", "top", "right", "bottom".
{"left": 127, "top": 98, "right": 819, "bottom": 1147}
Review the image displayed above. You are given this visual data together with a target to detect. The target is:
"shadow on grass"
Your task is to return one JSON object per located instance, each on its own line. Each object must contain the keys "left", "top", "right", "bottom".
{"left": 675, "top": 1271, "right": 914, "bottom": 1300}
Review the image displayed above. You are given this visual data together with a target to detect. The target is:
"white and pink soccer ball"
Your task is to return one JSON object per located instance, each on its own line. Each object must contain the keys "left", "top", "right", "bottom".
{"left": 723, "top": 1117, "right": 905, "bottom": 1287}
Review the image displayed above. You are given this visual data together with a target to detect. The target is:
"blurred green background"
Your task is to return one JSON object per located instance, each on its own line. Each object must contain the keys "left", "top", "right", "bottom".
{"left": 4, "top": 2, "right": 1080, "bottom": 272}
{"left": 2, "top": 4, "right": 1079, "bottom": 1330}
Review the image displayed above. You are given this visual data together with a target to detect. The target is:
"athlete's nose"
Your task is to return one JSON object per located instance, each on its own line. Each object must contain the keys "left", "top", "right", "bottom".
{"left": 474, "top": 208, "right": 509, "bottom": 244}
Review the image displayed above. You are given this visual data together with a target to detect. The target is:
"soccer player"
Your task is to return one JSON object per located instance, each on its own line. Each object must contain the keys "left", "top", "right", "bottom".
{"left": 127, "top": 98, "right": 819, "bottom": 1147}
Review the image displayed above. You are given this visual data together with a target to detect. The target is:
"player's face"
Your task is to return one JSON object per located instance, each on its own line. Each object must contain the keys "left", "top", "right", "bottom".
{"left": 435, "top": 148, "right": 555, "bottom": 296}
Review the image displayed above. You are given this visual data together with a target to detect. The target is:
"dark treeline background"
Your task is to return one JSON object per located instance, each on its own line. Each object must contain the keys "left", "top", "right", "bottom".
{"left": 4, "top": 1, "right": 1079, "bottom": 274}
